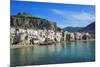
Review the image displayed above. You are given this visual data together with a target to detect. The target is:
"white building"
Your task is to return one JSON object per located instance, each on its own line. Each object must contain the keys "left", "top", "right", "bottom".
{"left": 47, "top": 30, "right": 55, "bottom": 41}
{"left": 56, "top": 32, "right": 62, "bottom": 42}
{"left": 70, "top": 33, "right": 75, "bottom": 40}
{"left": 64, "top": 31, "right": 70, "bottom": 41}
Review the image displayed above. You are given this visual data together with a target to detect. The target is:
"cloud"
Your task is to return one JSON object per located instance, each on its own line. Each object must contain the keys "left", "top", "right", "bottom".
{"left": 50, "top": 9, "right": 95, "bottom": 22}
{"left": 72, "top": 12, "right": 95, "bottom": 21}
{"left": 51, "top": 9, "right": 65, "bottom": 15}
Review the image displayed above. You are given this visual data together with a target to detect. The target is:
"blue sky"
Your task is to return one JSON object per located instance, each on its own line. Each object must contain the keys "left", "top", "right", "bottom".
{"left": 11, "top": 0, "right": 95, "bottom": 28}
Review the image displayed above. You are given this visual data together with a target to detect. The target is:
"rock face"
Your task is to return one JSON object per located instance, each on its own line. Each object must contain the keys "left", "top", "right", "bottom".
{"left": 10, "top": 13, "right": 57, "bottom": 30}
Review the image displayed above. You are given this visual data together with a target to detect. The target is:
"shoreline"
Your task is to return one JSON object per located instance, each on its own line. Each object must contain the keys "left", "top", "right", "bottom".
{"left": 10, "top": 45, "right": 35, "bottom": 49}
{"left": 10, "top": 39, "right": 95, "bottom": 49}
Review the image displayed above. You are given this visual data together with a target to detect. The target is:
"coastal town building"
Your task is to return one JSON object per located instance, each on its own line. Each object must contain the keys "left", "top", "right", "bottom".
{"left": 10, "top": 27, "right": 92, "bottom": 45}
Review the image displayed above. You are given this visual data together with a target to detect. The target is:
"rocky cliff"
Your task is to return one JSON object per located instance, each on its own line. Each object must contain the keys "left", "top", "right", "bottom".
{"left": 10, "top": 13, "right": 57, "bottom": 30}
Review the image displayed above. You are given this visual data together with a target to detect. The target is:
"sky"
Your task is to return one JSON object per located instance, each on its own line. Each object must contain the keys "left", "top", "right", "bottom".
{"left": 10, "top": 0, "right": 95, "bottom": 28}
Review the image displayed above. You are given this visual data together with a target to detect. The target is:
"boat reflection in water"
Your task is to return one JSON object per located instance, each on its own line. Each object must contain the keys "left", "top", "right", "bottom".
{"left": 11, "top": 41, "right": 95, "bottom": 66}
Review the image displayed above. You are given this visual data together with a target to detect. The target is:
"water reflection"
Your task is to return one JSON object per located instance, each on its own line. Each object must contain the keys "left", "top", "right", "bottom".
{"left": 11, "top": 41, "right": 95, "bottom": 66}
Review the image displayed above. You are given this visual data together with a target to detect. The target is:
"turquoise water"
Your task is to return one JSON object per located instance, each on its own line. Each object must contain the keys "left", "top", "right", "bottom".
{"left": 11, "top": 41, "right": 95, "bottom": 66}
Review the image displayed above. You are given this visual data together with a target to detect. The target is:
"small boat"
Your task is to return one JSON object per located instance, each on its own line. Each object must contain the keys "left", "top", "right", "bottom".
{"left": 40, "top": 40, "right": 53, "bottom": 45}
